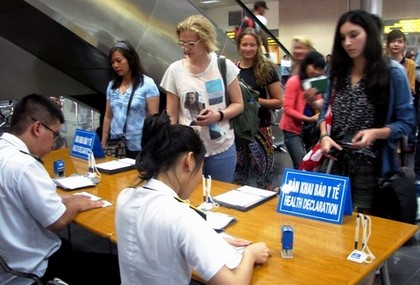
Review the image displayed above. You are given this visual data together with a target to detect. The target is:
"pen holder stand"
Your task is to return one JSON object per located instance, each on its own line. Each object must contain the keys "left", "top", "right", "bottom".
{"left": 200, "top": 175, "right": 217, "bottom": 211}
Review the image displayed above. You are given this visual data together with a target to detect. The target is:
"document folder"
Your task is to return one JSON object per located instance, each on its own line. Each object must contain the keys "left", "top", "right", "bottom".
{"left": 53, "top": 175, "right": 96, "bottom": 191}
{"left": 213, "top": 186, "right": 277, "bottom": 211}
{"left": 96, "top": 158, "right": 136, "bottom": 174}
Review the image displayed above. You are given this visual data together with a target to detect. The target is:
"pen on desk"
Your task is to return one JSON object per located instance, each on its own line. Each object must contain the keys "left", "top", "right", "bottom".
{"left": 361, "top": 215, "right": 368, "bottom": 250}
{"left": 88, "top": 152, "right": 93, "bottom": 173}
{"left": 354, "top": 214, "right": 360, "bottom": 250}
{"left": 202, "top": 176, "right": 207, "bottom": 202}
{"left": 207, "top": 176, "right": 211, "bottom": 203}
{"left": 202, "top": 175, "right": 210, "bottom": 203}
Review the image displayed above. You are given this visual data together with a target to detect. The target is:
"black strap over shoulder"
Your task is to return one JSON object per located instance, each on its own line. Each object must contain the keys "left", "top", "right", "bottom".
{"left": 123, "top": 87, "right": 136, "bottom": 134}
{"left": 217, "top": 55, "right": 229, "bottom": 105}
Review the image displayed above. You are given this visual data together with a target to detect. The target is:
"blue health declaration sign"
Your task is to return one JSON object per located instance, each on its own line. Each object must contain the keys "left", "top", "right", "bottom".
{"left": 277, "top": 169, "right": 352, "bottom": 224}
{"left": 70, "top": 129, "right": 105, "bottom": 160}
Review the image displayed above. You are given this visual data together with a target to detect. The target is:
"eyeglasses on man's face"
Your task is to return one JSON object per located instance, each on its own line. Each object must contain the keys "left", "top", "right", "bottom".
{"left": 177, "top": 39, "right": 201, "bottom": 49}
{"left": 31, "top": 117, "right": 60, "bottom": 140}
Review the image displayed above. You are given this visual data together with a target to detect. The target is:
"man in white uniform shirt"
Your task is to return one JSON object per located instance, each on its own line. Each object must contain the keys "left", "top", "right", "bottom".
{"left": 0, "top": 94, "right": 120, "bottom": 285}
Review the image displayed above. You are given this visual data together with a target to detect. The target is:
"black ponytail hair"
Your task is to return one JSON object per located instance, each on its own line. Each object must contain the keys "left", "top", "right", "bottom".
{"left": 136, "top": 112, "right": 206, "bottom": 181}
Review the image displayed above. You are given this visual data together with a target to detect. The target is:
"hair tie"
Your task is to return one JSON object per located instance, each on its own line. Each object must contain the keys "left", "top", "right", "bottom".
{"left": 114, "top": 41, "right": 129, "bottom": 50}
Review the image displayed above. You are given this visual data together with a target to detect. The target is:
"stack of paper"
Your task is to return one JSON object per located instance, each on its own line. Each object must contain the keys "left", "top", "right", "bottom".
{"left": 53, "top": 175, "right": 96, "bottom": 191}
{"left": 73, "top": 192, "right": 112, "bottom": 207}
{"left": 213, "top": 186, "right": 277, "bottom": 211}
{"left": 206, "top": 212, "right": 236, "bottom": 231}
{"left": 96, "top": 158, "right": 136, "bottom": 174}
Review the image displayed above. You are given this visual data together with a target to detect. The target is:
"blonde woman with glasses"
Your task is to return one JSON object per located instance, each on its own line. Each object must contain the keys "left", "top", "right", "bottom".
{"left": 161, "top": 15, "right": 244, "bottom": 183}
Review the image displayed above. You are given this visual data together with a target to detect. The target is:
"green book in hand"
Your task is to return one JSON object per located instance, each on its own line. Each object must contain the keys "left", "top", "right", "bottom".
{"left": 302, "top": 76, "right": 328, "bottom": 94}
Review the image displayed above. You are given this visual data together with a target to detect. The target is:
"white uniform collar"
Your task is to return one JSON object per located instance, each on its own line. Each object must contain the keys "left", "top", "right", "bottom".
{"left": 0, "top": 133, "right": 30, "bottom": 153}
{"left": 143, "top": 178, "right": 180, "bottom": 198}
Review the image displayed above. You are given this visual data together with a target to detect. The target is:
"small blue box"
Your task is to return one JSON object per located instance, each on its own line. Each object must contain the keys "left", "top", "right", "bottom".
{"left": 282, "top": 225, "right": 293, "bottom": 250}
{"left": 53, "top": 160, "right": 65, "bottom": 177}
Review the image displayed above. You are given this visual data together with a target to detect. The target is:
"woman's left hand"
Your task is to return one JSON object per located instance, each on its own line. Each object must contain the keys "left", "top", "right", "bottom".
{"left": 195, "top": 109, "right": 220, "bottom": 126}
{"left": 351, "top": 129, "right": 377, "bottom": 149}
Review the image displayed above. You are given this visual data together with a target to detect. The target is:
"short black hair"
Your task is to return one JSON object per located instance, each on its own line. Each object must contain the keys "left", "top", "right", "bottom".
{"left": 387, "top": 29, "right": 406, "bottom": 45}
{"left": 10, "top": 94, "right": 64, "bottom": 135}
{"left": 254, "top": 1, "right": 268, "bottom": 10}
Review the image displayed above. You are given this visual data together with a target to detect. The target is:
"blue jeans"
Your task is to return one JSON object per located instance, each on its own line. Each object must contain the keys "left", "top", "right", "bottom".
{"left": 283, "top": 130, "right": 306, "bottom": 169}
{"left": 203, "top": 144, "right": 236, "bottom": 183}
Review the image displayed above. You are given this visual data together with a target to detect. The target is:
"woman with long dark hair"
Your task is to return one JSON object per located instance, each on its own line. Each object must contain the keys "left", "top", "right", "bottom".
{"left": 234, "top": 28, "right": 283, "bottom": 189}
{"left": 319, "top": 10, "right": 414, "bottom": 214}
{"left": 101, "top": 40, "right": 160, "bottom": 159}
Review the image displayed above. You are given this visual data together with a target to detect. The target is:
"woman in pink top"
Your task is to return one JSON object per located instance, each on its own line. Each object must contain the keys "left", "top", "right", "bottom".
{"left": 280, "top": 51, "right": 325, "bottom": 168}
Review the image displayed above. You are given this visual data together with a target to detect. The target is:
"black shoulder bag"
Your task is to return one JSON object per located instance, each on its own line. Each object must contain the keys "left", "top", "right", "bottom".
{"left": 373, "top": 141, "right": 417, "bottom": 224}
{"left": 372, "top": 60, "right": 418, "bottom": 224}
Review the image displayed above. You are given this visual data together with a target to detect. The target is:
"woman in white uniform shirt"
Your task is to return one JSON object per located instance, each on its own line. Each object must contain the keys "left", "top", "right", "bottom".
{"left": 115, "top": 112, "right": 270, "bottom": 285}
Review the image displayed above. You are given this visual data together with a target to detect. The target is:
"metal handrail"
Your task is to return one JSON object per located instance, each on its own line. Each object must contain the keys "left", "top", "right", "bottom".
{"left": 233, "top": 0, "right": 293, "bottom": 59}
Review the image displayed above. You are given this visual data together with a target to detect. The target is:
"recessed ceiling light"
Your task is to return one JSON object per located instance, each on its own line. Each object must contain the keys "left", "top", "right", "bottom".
{"left": 200, "top": 0, "right": 221, "bottom": 4}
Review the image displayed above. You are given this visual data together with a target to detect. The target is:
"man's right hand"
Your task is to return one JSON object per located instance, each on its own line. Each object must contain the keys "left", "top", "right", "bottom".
{"left": 63, "top": 194, "right": 105, "bottom": 212}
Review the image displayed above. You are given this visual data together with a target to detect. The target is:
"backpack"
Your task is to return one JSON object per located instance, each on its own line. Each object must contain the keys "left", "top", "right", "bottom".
{"left": 234, "top": 17, "right": 255, "bottom": 38}
{"left": 217, "top": 55, "right": 260, "bottom": 142}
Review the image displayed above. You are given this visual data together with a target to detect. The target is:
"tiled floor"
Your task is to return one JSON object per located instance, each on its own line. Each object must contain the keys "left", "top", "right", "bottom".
{"left": 62, "top": 144, "right": 420, "bottom": 285}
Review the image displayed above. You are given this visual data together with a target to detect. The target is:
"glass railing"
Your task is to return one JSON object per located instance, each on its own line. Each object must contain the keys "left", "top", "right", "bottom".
{"left": 0, "top": 97, "right": 100, "bottom": 150}
{"left": 0, "top": 100, "right": 14, "bottom": 131}
{"left": 52, "top": 96, "right": 101, "bottom": 150}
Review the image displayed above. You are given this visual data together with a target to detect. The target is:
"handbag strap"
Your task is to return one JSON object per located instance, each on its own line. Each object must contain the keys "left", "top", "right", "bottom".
{"left": 122, "top": 86, "right": 136, "bottom": 134}
{"left": 217, "top": 55, "right": 229, "bottom": 105}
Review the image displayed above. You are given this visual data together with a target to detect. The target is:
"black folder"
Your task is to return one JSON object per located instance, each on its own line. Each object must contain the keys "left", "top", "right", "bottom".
{"left": 213, "top": 186, "right": 277, "bottom": 212}
{"left": 96, "top": 158, "right": 136, "bottom": 174}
